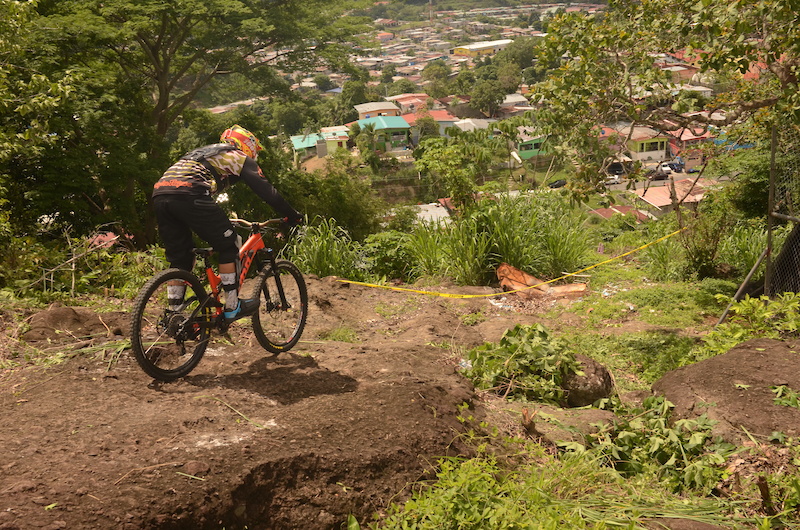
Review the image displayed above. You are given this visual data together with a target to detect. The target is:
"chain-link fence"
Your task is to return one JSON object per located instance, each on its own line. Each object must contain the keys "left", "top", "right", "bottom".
{"left": 767, "top": 123, "right": 800, "bottom": 295}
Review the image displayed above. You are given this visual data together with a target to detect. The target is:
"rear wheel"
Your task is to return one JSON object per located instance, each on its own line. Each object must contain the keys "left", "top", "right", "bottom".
{"left": 250, "top": 260, "right": 308, "bottom": 353}
{"left": 130, "top": 268, "right": 214, "bottom": 381}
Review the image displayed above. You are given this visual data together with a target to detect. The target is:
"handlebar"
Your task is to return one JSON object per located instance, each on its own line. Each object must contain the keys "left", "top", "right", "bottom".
{"left": 229, "top": 218, "right": 284, "bottom": 229}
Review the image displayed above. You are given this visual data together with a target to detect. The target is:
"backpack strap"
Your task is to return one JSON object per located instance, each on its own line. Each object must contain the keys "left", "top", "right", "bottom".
{"left": 180, "top": 144, "right": 237, "bottom": 191}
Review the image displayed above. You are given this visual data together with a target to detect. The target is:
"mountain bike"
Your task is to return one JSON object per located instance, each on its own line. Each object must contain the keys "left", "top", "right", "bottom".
{"left": 129, "top": 218, "right": 308, "bottom": 382}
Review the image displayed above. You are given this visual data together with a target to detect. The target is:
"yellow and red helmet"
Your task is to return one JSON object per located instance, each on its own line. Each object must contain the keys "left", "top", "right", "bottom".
{"left": 220, "top": 125, "right": 263, "bottom": 159}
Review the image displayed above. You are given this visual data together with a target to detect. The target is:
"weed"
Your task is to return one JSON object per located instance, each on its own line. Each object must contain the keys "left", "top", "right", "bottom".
{"left": 374, "top": 299, "right": 418, "bottom": 318}
{"left": 464, "top": 324, "right": 581, "bottom": 404}
{"left": 459, "top": 310, "right": 486, "bottom": 326}
{"left": 772, "top": 385, "right": 800, "bottom": 409}
{"left": 567, "top": 395, "right": 736, "bottom": 493}
{"left": 319, "top": 326, "right": 359, "bottom": 343}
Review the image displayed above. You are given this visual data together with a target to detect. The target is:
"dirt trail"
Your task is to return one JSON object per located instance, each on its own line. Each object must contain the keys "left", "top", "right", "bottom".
{"left": 0, "top": 277, "right": 536, "bottom": 529}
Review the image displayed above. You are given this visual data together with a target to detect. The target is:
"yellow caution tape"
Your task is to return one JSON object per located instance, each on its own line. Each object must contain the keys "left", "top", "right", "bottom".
{"left": 337, "top": 227, "right": 687, "bottom": 299}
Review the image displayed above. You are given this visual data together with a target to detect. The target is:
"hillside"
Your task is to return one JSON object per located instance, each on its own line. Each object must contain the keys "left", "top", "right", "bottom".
{"left": 2, "top": 275, "right": 800, "bottom": 529}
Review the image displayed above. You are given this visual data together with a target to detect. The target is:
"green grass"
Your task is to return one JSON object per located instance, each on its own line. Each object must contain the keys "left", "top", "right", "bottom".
{"left": 319, "top": 325, "right": 359, "bottom": 343}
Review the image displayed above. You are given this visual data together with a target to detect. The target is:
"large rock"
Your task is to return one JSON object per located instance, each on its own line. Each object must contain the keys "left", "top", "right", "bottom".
{"left": 562, "top": 354, "right": 614, "bottom": 407}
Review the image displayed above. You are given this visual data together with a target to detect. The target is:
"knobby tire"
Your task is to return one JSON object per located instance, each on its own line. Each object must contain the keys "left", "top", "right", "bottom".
{"left": 130, "top": 268, "right": 213, "bottom": 382}
{"left": 250, "top": 260, "right": 308, "bottom": 354}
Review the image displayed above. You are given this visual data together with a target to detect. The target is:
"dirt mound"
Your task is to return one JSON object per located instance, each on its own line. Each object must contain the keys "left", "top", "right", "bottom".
{"left": 653, "top": 337, "right": 800, "bottom": 444}
{"left": 21, "top": 304, "right": 128, "bottom": 342}
{"left": 2, "top": 276, "right": 800, "bottom": 529}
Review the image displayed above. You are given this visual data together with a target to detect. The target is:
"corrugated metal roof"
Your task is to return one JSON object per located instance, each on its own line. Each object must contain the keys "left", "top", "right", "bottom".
{"left": 357, "top": 116, "right": 410, "bottom": 130}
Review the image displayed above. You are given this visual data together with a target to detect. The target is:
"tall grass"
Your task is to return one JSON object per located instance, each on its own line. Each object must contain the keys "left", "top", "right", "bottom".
{"left": 538, "top": 208, "right": 593, "bottom": 279}
{"left": 406, "top": 221, "right": 446, "bottom": 281}
{"left": 440, "top": 217, "right": 493, "bottom": 285}
{"left": 286, "top": 218, "right": 366, "bottom": 281}
{"left": 475, "top": 195, "right": 545, "bottom": 273}
{"left": 719, "top": 221, "right": 789, "bottom": 279}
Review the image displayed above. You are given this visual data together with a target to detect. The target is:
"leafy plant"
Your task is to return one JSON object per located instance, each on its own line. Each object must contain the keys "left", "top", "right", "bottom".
{"left": 693, "top": 292, "right": 800, "bottom": 361}
{"left": 568, "top": 396, "right": 736, "bottom": 493}
{"left": 362, "top": 230, "right": 413, "bottom": 282}
{"left": 464, "top": 324, "right": 581, "bottom": 404}
{"left": 772, "top": 385, "right": 800, "bottom": 409}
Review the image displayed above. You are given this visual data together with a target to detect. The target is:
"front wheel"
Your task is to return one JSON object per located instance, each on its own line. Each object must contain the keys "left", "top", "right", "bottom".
{"left": 130, "top": 268, "right": 214, "bottom": 381}
{"left": 250, "top": 260, "right": 308, "bottom": 354}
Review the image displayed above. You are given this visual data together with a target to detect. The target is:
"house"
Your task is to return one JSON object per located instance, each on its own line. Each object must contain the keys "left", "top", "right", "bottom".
{"left": 588, "top": 205, "right": 650, "bottom": 223}
{"left": 289, "top": 127, "right": 350, "bottom": 159}
{"left": 451, "top": 118, "right": 493, "bottom": 133}
{"left": 632, "top": 177, "right": 717, "bottom": 216}
{"left": 600, "top": 124, "right": 670, "bottom": 164}
{"left": 401, "top": 109, "right": 459, "bottom": 143}
{"left": 385, "top": 93, "right": 440, "bottom": 114}
{"left": 663, "top": 123, "right": 715, "bottom": 170}
{"left": 451, "top": 39, "right": 513, "bottom": 57}
{"left": 514, "top": 127, "right": 549, "bottom": 161}
{"left": 317, "top": 126, "right": 350, "bottom": 157}
{"left": 356, "top": 116, "right": 411, "bottom": 152}
{"left": 290, "top": 133, "right": 325, "bottom": 159}
{"left": 354, "top": 101, "right": 401, "bottom": 120}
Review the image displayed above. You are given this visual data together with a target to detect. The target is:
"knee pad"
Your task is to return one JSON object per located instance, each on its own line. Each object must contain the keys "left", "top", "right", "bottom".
{"left": 216, "top": 229, "right": 239, "bottom": 264}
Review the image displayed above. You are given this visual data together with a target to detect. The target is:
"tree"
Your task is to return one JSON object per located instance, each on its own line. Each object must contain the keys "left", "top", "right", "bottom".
{"left": 415, "top": 137, "right": 479, "bottom": 209}
{"left": 9, "top": 0, "right": 370, "bottom": 243}
{"left": 470, "top": 80, "right": 505, "bottom": 118}
{"left": 0, "top": 0, "right": 74, "bottom": 251}
{"left": 0, "top": 1, "right": 73, "bottom": 165}
{"left": 494, "top": 37, "right": 538, "bottom": 73}
{"left": 35, "top": 0, "right": 369, "bottom": 138}
{"left": 529, "top": 0, "right": 800, "bottom": 192}
{"left": 313, "top": 74, "right": 336, "bottom": 92}
{"left": 422, "top": 60, "right": 452, "bottom": 84}
{"left": 387, "top": 78, "right": 419, "bottom": 97}
{"left": 414, "top": 130, "right": 496, "bottom": 209}
{"left": 380, "top": 64, "right": 398, "bottom": 85}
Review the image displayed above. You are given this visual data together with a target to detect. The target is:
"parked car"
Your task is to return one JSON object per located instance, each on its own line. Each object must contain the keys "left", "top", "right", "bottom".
{"left": 547, "top": 179, "right": 567, "bottom": 189}
{"left": 667, "top": 161, "right": 684, "bottom": 173}
{"left": 604, "top": 174, "right": 621, "bottom": 185}
{"left": 660, "top": 163, "right": 673, "bottom": 174}
{"left": 646, "top": 169, "right": 669, "bottom": 181}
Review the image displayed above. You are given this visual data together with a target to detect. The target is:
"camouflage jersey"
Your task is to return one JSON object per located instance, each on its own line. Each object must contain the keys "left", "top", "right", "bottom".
{"left": 152, "top": 144, "right": 301, "bottom": 220}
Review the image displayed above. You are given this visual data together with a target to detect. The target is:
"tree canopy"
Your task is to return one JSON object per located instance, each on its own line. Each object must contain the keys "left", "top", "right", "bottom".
{"left": 529, "top": 0, "right": 800, "bottom": 191}
{"left": 1, "top": 0, "right": 371, "bottom": 244}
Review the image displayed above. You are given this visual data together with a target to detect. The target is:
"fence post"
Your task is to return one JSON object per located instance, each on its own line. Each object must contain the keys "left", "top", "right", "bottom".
{"left": 766, "top": 122, "right": 776, "bottom": 296}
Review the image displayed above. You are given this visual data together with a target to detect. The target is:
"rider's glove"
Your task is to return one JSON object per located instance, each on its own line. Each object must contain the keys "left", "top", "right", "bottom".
{"left": 284, "top": 215, "right": 304, "bottom": 228}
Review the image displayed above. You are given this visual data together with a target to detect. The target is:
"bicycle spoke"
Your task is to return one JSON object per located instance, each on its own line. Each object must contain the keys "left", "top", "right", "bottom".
{"left": 251, "top": 260, "right": 308, "bottom": 354}
{"left": 130, "top": 269, "right": 213, "bottom": 381}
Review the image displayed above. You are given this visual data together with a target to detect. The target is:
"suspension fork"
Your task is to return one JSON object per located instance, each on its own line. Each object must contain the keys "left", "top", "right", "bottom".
{"left": 257, "top": 247, "right": 291, "bottom": 309}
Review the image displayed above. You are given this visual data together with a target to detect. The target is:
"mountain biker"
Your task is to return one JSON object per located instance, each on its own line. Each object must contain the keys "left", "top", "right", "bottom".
{"left": 152, "top": 125, "right": 303, "bottom": 323}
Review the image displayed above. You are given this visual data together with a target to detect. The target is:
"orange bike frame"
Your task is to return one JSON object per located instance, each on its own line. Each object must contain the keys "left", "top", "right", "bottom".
{"left": 203, "top": 230, "right": 267, "bottom": 317}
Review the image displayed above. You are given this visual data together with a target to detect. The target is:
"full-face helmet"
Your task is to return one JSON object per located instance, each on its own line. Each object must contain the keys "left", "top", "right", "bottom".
{"left": 220, "top": 125, "right": 263, "bottom": 159}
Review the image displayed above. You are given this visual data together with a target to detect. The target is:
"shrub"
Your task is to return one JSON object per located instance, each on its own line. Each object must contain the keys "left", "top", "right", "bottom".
{"left": 362, "top": 231, "right": 413, "bottom": 282}
{"left": 569, "top": 396, "right": 735, "bottom": 493}
{"left": 691, "top": 292, "right": 800, "bottom": 361}
{"left": 464, "top": 323, "right": 581, "bottom": 404}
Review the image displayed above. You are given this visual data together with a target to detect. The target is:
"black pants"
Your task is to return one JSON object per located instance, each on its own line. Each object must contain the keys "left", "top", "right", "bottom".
{"left": 152, "top": 194, "right": 239, "bottom": 271}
